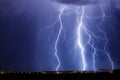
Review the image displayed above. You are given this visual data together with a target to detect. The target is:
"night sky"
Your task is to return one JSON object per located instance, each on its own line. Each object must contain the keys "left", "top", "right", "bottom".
{"left": 0, "top": 0, "right": 120, "bottom": 72}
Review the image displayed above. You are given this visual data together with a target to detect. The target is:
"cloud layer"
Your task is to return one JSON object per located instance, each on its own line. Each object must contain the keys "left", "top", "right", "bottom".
{"left": 52, "top": 0, "right": 120, "bottom": 7}
{"left": 52, "top": 0, "right": 102, "bottom": 5}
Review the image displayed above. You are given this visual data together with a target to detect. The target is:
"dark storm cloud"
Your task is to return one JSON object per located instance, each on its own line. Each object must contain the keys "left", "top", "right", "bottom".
{"left": 52, "top": 0, "right": 100, "bottom": 5}
{"left": 52, "top": 0, "right": 120, "bottom": 6}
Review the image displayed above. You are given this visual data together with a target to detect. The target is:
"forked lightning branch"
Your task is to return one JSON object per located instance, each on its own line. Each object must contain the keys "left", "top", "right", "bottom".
{"left": 48, "top": 4, "right": 114, "bottom": 71}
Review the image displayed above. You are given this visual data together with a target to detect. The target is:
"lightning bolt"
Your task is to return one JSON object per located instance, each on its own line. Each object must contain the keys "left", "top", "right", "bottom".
{"left": 76, "top": 4, "right": 114, "bottom": 71}
{"left": 76, "top": 6, "right": 87, "bottom": 71}
{"left": 54, "top": 8, "right": 65, "bottom": 71}
{"left": 47, "top": 2, "right": 115, "bottom": 71}
{"left": 42, "top": 6, "right": 65, "bottom": 71}
{"left": 96, "top": 5, "right": 114, "bottom": 70}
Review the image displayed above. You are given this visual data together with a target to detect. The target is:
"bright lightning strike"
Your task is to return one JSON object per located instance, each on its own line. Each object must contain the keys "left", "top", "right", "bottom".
{"left": 77, "top": 6, "right": 87, "bottom": 71}
{"left": 75, "top": 4, "right": 114, "bottom": 71}
{"left": 54, "top": 8, "right": 65, "bottom": 71}
{"left": 43, "top": 6, "right": 65, "bottom": 71}
{"left": 47, "top": 2, "right": 115, "bottom": 71}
